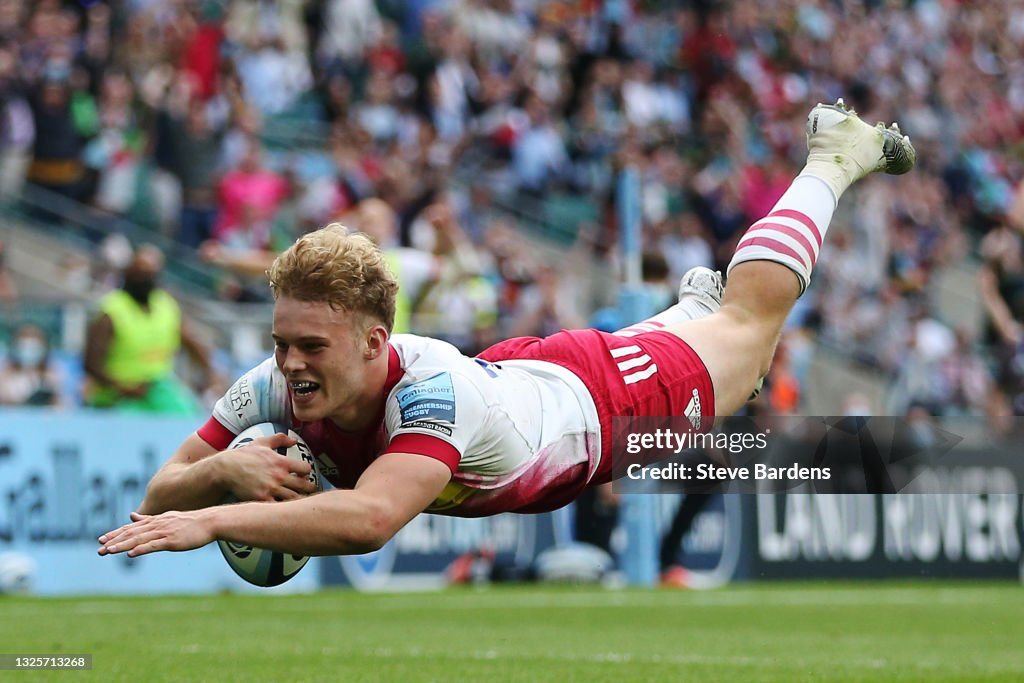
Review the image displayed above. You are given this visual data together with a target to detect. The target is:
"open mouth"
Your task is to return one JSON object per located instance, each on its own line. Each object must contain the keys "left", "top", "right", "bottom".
{"left": 290, "top": 380, "right": 321, "bottom": 397}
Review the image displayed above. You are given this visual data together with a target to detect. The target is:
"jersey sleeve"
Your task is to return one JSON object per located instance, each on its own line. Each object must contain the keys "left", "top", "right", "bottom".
{"left": 198, "top": 357, "right": 292, "bottom": 449}
{"left": 382, "top": 371, "right": 485, "bottom": 473}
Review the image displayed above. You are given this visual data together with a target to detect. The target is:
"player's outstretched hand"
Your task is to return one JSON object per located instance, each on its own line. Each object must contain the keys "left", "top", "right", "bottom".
{"left": 219, "top": 433, "right": 318, "bottom": 502}
{"left": 97, "top": 511, "right": 212, "bottom": 558}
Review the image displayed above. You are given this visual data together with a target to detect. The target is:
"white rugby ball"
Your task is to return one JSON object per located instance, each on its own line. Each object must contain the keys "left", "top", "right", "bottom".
{"left": 217, "top": 422, "right": 321, "bottom": 587}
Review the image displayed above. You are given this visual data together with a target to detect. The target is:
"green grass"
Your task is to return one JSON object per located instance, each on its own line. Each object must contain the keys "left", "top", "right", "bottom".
{"left": 3, "top": 582, "right": 1023, "bottom": 682}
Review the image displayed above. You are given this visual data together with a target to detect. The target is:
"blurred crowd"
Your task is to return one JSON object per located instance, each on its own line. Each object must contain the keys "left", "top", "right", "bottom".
{"left": 2, "top": 0, "right": 1024, "bottom": 421}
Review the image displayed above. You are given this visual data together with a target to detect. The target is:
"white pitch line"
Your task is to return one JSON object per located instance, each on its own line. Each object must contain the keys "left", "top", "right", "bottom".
{"left": 370, "top": 646, "right": 764, "bottom": 667}
{"left": 65, "top": 600, "right": 216, "bottom": 615}
{"left": 307, "top": 588, "right": 1018, "bottom": 612}
{"left": 363, "top": 646, "right": 922, "bottom": 671}
{"left": 8, "top": 587, "right": 1018, "bottom": 618}
{"left": 362, "top": 647, "right": 1023, "bottom": 674}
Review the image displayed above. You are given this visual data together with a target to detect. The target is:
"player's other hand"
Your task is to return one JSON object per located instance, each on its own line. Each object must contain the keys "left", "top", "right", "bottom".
{"left": 98, "top": 511, "right": 212, "bottom": 558}
{"left": 216, "top": 433, "right": 318, "bottom": 502}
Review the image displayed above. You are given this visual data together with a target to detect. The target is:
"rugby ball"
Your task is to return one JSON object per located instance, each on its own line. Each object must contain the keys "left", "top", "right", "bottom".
{"left": 217, "top": 422, "right": 321, "bottom": 587}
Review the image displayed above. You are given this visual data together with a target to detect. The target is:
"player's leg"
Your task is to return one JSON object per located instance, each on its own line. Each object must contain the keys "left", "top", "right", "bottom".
{"left": 664, "top": 99, "right": 916, "bottom": 417}
{"left": 614, "top": 267, "right": 724, "bottom": 338}
{"left": 669, "top": 261, "right": 801, "bottom": 414}
{"left": 619, "top": 267, "right": 770, "bottom": 401}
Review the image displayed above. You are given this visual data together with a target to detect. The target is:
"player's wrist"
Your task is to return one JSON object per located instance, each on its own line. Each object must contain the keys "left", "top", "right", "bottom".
{"left": 204, "top": 452, "right": 233, "bottom": 497}
{"left": 196, "top": 505, "right": 225, "bottom": 542}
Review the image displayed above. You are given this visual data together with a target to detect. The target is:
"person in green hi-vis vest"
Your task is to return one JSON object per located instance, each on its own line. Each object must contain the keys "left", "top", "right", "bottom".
{"left": 83, "top": 245, "right": 216, "bottom": 414}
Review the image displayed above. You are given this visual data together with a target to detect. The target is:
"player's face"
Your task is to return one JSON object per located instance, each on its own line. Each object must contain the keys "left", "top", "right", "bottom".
{"left": 272, "top": 296, "right": 381, "bottom": 427}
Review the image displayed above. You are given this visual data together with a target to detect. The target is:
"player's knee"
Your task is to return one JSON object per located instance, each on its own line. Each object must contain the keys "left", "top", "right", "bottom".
{"left": 756, "top": 333, "right": 784, "bottom": 379}
{"left": 716, "top": 308, "right": 778, "bottom": 377}
{"left": 717, "top": 301, "right": 759, "bottom": 328}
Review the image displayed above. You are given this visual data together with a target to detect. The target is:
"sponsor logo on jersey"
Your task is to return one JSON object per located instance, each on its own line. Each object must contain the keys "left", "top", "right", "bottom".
{"left": 404, "top": 420, "right": 454, "bottom": 437}
{"left": 228, "top": 375, "right": 255, "bottom": 420}
{"left": 397, "top": 373, "right": 456, "bottom": 424}
{"left": 473, "top": 358, "right": 500, "bottom": 377}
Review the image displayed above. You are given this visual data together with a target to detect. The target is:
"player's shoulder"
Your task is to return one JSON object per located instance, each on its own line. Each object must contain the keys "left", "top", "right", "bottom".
{"left": 390, "top": 334, "right": 471, "bottom": 372}
{"left": 385, "top": 337, "right": 491, "bottom": 439}
{"left": 388, "top": 335, "right": 488, "bottom": 400}
{"left": 214, "top": 355, "right": 291, "bottom": 429}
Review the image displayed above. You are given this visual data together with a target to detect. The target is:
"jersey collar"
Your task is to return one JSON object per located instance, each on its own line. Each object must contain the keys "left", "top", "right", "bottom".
{"left": 384, "top": 343, "right": 404, "bottom": 396}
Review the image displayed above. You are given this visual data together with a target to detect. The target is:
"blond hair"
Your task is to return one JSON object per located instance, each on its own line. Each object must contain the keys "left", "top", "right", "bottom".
{"left": 268, "top": 224, "right": 398, "bottom": 331}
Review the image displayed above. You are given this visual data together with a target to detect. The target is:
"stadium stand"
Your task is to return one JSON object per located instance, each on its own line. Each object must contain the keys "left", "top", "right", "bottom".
{"left": 0, "top": 0, "right": 1019, "bottom": 421}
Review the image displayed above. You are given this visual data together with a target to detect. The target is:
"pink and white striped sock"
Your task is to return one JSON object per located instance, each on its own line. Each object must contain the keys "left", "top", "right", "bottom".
{"left": 614, "top": 319, "right": 666, "bottom": 337}
{"left": 726, "top": 175, "right": 837, "bottom": 295}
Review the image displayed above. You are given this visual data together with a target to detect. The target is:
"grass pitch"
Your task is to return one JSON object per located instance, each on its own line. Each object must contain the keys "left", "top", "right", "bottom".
{"left": 3, "top": 582, "right": 1022, "bottom": 682}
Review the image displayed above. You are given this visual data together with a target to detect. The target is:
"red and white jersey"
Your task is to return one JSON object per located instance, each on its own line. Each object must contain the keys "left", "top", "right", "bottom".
{"left": 199, "top": 334, "right": 603, "bottom": 516}
{"left": 479, "top": 329, "right": 715, "bottom": 485}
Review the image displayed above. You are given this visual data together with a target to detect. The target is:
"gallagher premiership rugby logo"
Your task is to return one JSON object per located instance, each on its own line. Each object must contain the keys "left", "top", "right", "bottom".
{"left": 396, "top": 373, "right": 457, "bottom": 436}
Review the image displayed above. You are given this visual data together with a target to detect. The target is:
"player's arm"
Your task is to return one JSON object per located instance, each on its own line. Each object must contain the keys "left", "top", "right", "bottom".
{"left": 139, "top": 357, "right": 317, "bottom": 514}
{"left": 101, "top": 452, "right": 451, "bottom": 557}
{"left": 978, "top": 264, "right": 1023, "bottom": 344}
{"left": 212, "top": 452, "right": 450, "bottom": 554}
{"left": 137, "top": 433, "right": 220, "bottom": 514}
{"left": 137, "top": 431, "right": 318, "bottom": 515}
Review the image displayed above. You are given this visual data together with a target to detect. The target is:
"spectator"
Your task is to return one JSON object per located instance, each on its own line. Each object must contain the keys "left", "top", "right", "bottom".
{"left": 0, "top": 39, "right": 33, "bottom": 199}
{"left": 317, "top": 0, "right": 382, "bottom": 74}
{"left": 512, "top": 93, "right": 569, "bottom": 195}
{"left": 573, "top": 482, "right": 619, "bottom": 563}
{"left": 659, "top": 492, "right": 716, "bottom": 589}
{"left": 657, "top": 211, "right": 714, "bottom": 285}
{"left": 406, "top": 201, "right": 495, "bottom": 353}
{"left": 1, "top": 0, "right": 1022, "bottom": 421}
{"left": 352, "top": 197, "right": 442, "bottom": 334}
{"left": 887, "top": 303, "right": 957, "bottom": 416}
{"left": 428, "top": 26, "right": 476, "bottom": 142}
{"left": 480, "top": 219, "right": 543, "bottom": 330}
{"left": 177, "top": 1, "right": 225, "bottom": 102}
{"left": 0, "top": 323, "right": 62, "bottom": 407}
{"left": 212, "top": 137, "right": 291, "bottom": 252}
{"left": 232, "top": 34, "right": 312, "bottom": 116}
{"left": 764, "top": 335, "right": 801, "bottom": 416}
{"left": 226, "top": 1, "right": 307, "bottom": 57}
{"left": 26, "top": 64, "right": 86, "bottom": 200}
{"left": 939, "top": 327, "right": 993, "bottom": 416}
{"left": 86, "top": 68, "right": 147, "bottom": 219}
{"left": 153, "top": 74, "right": 229, "bottom": 248}
{"left": 0, "top": 238, "right": 16, "bottom": 304}
{"left": 978, "top": 220, "right": 1024, "bottom": 350}
{"left": 355, "top": 69, "right": 400, "bottom": 145}
{"left": 507, "top": 264, "right": 586, "bottom": 339}
{"left": 83, "top": 245, "right": 213, "bottom": 414}
{"left": 979, "top": 234, "right": 1024, "bottom": 415}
